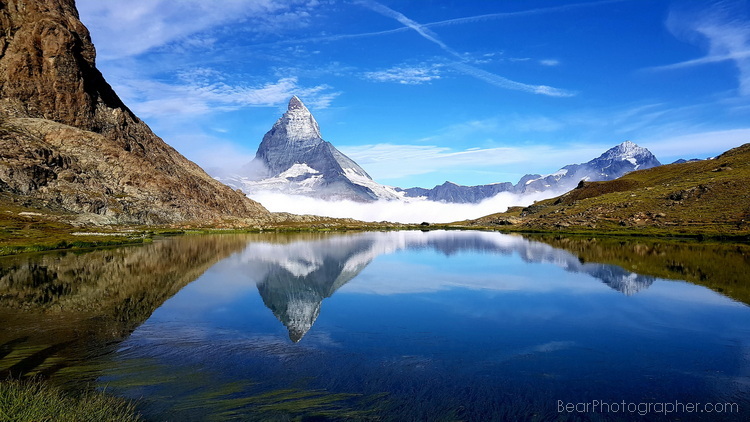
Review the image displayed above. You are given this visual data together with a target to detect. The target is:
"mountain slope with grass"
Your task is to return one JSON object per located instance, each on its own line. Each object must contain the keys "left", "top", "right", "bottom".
{"left": 463, "top": 143, "right": 750, "bottom": 238}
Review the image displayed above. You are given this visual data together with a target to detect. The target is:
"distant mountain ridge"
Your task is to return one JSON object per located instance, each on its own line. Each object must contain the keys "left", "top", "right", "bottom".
{"left": 466, "top": 142, "right": 750, "bottom": 237}
{"left": 220, "top": 97, "right": 662, "bottom": 206}
{"left": 401, "top": 141, "right": 662, "bottom": 203}
{"left": 221, "top": 96, "right": 402, "bottom": 202}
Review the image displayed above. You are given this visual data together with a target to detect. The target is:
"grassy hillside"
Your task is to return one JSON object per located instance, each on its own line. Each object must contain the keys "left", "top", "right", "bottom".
{"left": 461, "top": 143, "right": 750, "bottom": 239}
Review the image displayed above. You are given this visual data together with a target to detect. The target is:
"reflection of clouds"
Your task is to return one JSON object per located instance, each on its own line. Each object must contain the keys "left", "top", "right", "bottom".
{"left": 175, "top": 231, "right": 738, "bottom": 313}
{"left": 340, "top": 262, "right": 592, "bottom": 295}
{"left": 530, "top": 340, "right": 575, "bottom": 353}
{"left": 482, "top": 341, "right": 577, "bottom": 365}
{"left": 635, "top": 280, "right": 748, "bottom": 308}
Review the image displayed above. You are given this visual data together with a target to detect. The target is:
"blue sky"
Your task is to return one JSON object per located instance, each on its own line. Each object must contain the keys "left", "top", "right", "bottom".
{"left": 77, "top": 0, "right": 750, "bottom": 189}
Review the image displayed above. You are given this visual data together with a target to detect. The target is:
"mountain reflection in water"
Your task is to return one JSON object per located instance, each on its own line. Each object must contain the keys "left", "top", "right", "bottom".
{"left": 1, "top": 231, "right": 745, "bottom": 351}
{"left": 0, "top": 235, "right": 251, "bottom": 381}
{"left": 1, "top": 231, "right": 748, "bottom": 421}
{"left": 245, "top": 231, "right": 661, "bottom": 342}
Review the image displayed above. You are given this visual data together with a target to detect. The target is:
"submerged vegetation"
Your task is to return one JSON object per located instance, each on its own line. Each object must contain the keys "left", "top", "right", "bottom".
{"left": 0, "top": 378, "right": 142, "bottom": 422}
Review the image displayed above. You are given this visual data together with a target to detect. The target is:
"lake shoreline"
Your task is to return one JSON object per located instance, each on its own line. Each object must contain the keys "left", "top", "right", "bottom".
{"left": 2, "top": 231, "right": 747, "bottom": 420}
{"left": 3, "top": 219, "right": 750, "bottom": 258}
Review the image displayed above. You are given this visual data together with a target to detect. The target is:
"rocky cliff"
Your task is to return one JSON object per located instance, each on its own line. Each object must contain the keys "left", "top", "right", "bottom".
{"left": 0, "top": 0, "right": 269, "bottom": 225}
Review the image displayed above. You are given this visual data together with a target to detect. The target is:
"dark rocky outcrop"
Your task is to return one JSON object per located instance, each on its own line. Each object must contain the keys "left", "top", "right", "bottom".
{"left": 0, "top": 0, "right": 269, "bottom": 225}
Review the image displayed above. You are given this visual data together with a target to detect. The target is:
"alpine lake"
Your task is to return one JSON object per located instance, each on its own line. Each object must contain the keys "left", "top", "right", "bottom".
{"left": 1, "top": 230, "right": 749, "bottom": 421}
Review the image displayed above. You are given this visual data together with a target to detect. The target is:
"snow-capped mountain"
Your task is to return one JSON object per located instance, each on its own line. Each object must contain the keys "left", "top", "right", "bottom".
{"left": 402, "top": 141, "right": 662, "bottom": 203}
{"left": 522, "top": 140, "right": 661, "bottom": 193}
{"left": 218, "top": 98, "right": 660, "bottom": 207}
{"left": 220, "top": 96, "right": 402, "bottom": 202}
{"left": 399, "top": 181, "right": 515, "bottom": 203}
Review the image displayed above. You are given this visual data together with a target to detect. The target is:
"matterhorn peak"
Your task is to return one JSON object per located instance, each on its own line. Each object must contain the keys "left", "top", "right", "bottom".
{"left": 278, "top": 95, "right": 320, "bottom": 142}
{"left": 288, "top": 95, "right": 307, "bottom": 112}
{"left": 222, "top": 95, "right": 403, "bottom": 201}
{"left": 251, "top": 96, "right": 324, "bottom": 175}
{"left": 617, "top": 140, "right": 637, "bottom": 150}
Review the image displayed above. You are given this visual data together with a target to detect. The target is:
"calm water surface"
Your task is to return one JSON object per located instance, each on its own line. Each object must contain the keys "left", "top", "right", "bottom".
{"left": 1, "top": 231, "right": 749, "bottom": 421}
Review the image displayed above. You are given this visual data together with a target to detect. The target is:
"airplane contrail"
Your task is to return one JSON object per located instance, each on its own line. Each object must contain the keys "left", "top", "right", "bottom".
{"left": 357, "top": 0, "right": 577, "bottom": 97}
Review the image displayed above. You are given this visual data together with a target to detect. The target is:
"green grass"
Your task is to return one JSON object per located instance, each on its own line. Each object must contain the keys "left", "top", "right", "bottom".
{"left": 0, "top": 378, "right": 142, "bottom": 422}
{"left": 461, "top": 143, "right": 750, "bottom": 239}
{"left": 0, "top": 193, "right": 148, "bottom": 256}
{"left": 0, "top": 189, "right": 431, "bottom": 257}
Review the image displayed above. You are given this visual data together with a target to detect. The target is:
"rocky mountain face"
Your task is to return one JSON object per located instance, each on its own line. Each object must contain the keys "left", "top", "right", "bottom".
{"left": 0, "top": 235, "right": 251, "bottom": 381}
{"left": 220, "top": 96, "right": 402, "bottom": 202}
{"left": 401, "top": 181, "right": 515, "bottom": 204}
{"left": 0, "top": 0, "right": 269, "bottom": 225}
{"left": 402, "top": 141, "right": 662, "bottom": 203}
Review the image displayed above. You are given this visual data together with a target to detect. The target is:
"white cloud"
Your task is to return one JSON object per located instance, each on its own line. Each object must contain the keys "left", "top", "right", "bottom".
{"left": 177, "top": 136, "right": 258, "bottom": 177}
{"left": 77, "top": 0, "right": 319, "bottom": 60}
{"left": 249, "top": 190, "right": 555, "bottom": 224}
{"left": 339, "top": 143, "right": 604, "bottom": 182}
{"left": 358, "top": 0, "right": 464, "bottom": 59}
{"left": 421, "top": 0, "right": 629, "bottom": 30}
{"left": 539, "top": 59, "right": 560, "bottom": 66}
{"left": 449, "top": 62, "right": 576, "bottom": 97}
{"left": 358, "top": 0, "right": 575, "bottom": 97}
{"left": 642, "top": 128, "right": 750, "bottom": 158}
{"left": 656, "top": 1, "right": 750, "bottom": 95}
{"left": 337, "top": 101, "right": 749, "bottom": 185}
{"left": 364, "top": 64, "right": 443, "bottom": 84}
{"left": 112, "top": 74, "right": 338, "bottom": 119}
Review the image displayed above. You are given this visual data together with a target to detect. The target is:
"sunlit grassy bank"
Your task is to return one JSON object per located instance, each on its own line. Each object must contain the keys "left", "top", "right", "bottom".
{"left": 0, "top": 378, "right": 142, "bottom": 422}
{"left": 460, "top": 143, "right": 750, "bottom": 241}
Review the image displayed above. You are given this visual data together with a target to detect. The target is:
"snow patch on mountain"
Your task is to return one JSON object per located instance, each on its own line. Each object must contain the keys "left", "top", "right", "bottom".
{"left": 343, "top": 168, "right": 404, "bottom": 200}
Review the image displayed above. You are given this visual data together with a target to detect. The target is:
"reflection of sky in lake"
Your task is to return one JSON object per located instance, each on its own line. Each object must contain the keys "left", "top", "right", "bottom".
{"left": 114, "top": 231, "right": 750, "bottom": 421}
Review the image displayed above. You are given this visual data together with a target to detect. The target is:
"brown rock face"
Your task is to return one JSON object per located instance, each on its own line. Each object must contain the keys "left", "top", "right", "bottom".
{"left": 0, "top": 0, "right": 270, "bottom": 224}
